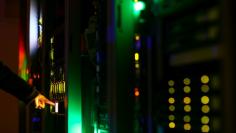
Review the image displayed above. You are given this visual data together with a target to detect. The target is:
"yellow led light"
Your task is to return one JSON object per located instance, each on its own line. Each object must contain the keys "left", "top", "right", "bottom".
{"left": 183, "top": 86, "right": 191, "bottom": 93}
{"left": 168, "top": 80, "right": 175, "bottom": 86}
{"left": 169, "top": 105, "right": 175, "bottom": 111}
{"left": 184, "top": 105, "right": 191, "bottom": 112}
{"left": 183, "top": 115, "right": 191, "bottom": 122}
{"left": 201, "top": 85, "right": 210, "bottom": 93}
{"left": 201, "top": 96, "right": 210, "bottom": 104}
{"left": 169, "top": 122, "right": 176, "bottom": 128}
{"left": 168, "top": 115, "right": 175, "bottom": 121}
{"left": 50, "top": 49, "right": 54, "bottom": 60}
{"left": 135, "top": 35, "right": 140, "bottom": 40}
{"left": 183, "top": 78, "right": 191, "bottom": 85}
{"left": 201, "top": 116, "right": 210, "bottom": 124}
{"left": 168, "top": 87, "right": 175, "bottom": 94}
{"left": 184, "top": 123, "right": 191, "bottom": 130}
{"left": 183, "top": 97, "right": 191, "bottom": 104}
{"left": 62, "top": 81, "right": 66, "bottom": 93}
{"left": 59, "top": 82, "right": 63, "bottom": 93}
{"left": 168, "top": 97, "right": 175, "bottom": 104}
{"left": 135, "top": 63, "right": 140, "bottom": 68}
{"left": 201, "top": 125, "right": 210, "bottom": 132}
{"left": 39, "top": 18, "right": 43, "bottom": 25}
{"left": 50, "top": 70, "right": 54, "bottom": 76}
{"left": 201, "top": 75, "right": 210, "bottom": 84}
{"left": 134, "top": 53, "right": 139, "bottom": 61}
{"left": 202, "top": 105, "right": 210, "bottom": 113}
{"left": 50, "top": 37, "right": 54, "bottom": 44}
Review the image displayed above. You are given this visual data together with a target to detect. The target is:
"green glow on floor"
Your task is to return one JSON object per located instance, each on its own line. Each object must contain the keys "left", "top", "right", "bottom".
{"left": 93, "top": 123, "right": 98, "bottom": 133}
{"left": 98, "top": 129, "right": 109, "bottom": 133}
{"left": 68, "top": 61, "right": 82, "bottom": 133}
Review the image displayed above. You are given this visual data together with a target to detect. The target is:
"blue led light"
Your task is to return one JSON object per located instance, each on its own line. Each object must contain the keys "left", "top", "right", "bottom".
{"left": 32, "top": 117, "right": 41, "bottom": 122}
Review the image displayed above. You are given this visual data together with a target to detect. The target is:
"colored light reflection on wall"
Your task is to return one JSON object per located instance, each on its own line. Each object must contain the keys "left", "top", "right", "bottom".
{"left": 19, "top": 23, "right": 28, "bottom": 80}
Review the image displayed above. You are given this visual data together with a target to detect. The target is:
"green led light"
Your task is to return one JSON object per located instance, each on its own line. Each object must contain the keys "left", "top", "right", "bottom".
{"left": 134, "top": 1, "right": 145, "bottom": 11}
{"left": 133, "top": 1, "right": 146, "bottom": 16}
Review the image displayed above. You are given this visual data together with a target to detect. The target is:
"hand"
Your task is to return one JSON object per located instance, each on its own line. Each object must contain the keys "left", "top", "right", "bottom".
{"left": 34, "top": 94, "right": 55, "bottom": 109}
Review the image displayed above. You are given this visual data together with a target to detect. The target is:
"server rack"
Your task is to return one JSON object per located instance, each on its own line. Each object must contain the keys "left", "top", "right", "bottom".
{"left": 22, "top": 0, "right": 110, "bottom": 133}
{"left": 19, "top": 0, "right": 235, "bottom": 133}
{"left": 150, "top": 0, "right": 235, "bottom": 133}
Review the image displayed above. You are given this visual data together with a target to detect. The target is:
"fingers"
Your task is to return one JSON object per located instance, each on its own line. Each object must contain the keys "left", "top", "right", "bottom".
{"left": 35, "top": 94, "right": 54, "bottom": 109}
{"left": 46, "top": 100, "right": 55, "bottom": 106}
{"left": 35, "top": 99, "right": 45, "bottom": 109}
{"left": 35, "top": 97, "right": 39, "bottom": 109}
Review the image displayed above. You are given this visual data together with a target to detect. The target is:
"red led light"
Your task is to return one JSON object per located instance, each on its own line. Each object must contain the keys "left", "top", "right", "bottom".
{"left": 37, "top": 74, "right": 40, "bottom": 79}
{"left": 33, "top": 74, "right": 37, "bottom": 79}
{"left": 28, "top": 78, "right": 33, "bottom": 86}
{"left": 134, "top": 88, "right": 140, "bottom": 97}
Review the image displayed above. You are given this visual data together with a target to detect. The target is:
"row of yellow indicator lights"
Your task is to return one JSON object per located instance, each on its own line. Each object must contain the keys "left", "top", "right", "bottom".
{"left": 183, "top": 78, "right": 192, "bottom": 131}
{"left": 168, "top": 80, "right": 176, "bottom": 129}
{"left": 168, "top": 79, "right": 192, "bottom": 129}
{"left": 168, "top": 75, "right": 210, "bottom": 131}
{"left": 50, "top": 81, "right": 66, "bottom": 94}
{"left": 134, "top": 35, "right": 140, "bottom": 68}
{"left": 134, "top": 34, "right": 140, "bottom": 97}
{"left": 201, "top": 75, "right": 210, "bottom": 133}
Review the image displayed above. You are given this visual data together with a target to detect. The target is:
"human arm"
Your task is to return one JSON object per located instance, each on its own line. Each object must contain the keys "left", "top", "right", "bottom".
{"left": 0, "top": 61, "right": 54, "bottom": 108}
